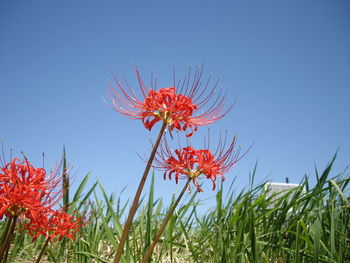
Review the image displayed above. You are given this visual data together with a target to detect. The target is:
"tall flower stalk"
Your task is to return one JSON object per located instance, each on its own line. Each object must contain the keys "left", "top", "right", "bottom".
{"left": 141, "top": 178, "right": 191, "bottom": 263}
{"left": 108, "top": 65, "right": 231, "bottom": 263}
{"left": 113, "top": 121, "right": 167, "bottom": 263}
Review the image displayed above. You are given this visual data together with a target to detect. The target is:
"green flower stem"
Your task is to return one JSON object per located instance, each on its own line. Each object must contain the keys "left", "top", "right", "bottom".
{"left": 1, "top": 215, "right": 17, "bottom": 263}
{"left": 141, "top": 178, "right": 191, "bottom": 263}
{"left": 35, "top": 237, "right": 50, "bottom": 263}
{"left": 0, "top": 216, "right": 13, "bottom": 261}
{"left": 113, "top": 121, "right": 167, "bottom": 263}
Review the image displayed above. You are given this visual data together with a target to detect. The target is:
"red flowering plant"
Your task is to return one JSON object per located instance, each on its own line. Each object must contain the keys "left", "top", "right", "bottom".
{"left": 0, "top": 155, "right": 86, "bottom": 263}
{"left": 141, "top": 133, "right": 249, "bottom": 263}
{"left": 108, "top": 65, "right": 231, "bottom": 137}
{"left": 0, "top": 158, "right": 61, "bottom": 221}
{"left": 0, "top": 157, "right": 62, "bottom": 262}
{"left": 22, "top": 208, "right": 88, "bottom": 263}
{"left": 155, "top": 133, "right": 245, "bottom": 192}
{"left": 24, "top": 209, "right": 85, "bottom": 242}
{"left": 109, "top": 65, "right": 233, "bottom": 263}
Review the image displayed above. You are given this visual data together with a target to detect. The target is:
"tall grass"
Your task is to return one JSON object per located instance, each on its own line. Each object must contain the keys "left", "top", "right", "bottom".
{"left": 1, "top": 157, "right": 349, "bottom": 262}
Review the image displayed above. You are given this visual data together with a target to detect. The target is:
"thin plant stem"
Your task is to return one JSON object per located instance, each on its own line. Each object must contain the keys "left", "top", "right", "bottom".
{"left": 35, "top": 237, "right": 50, "bottom": 263}
{"left": 1, "top": 216, "right": 17, "bottom": 263}
{"left": 114, "top": 121, "right": 167, "bottom": 263}
{"left": 141, "top": 178, "right": 191, "bottom": 263}
{"left": 0, "top": 216, "right": 13, "bottom": 260}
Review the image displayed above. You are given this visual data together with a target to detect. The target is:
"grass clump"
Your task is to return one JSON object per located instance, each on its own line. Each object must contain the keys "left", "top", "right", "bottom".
{"left": 1, "top": 157, "right": 349, "bottom": 263}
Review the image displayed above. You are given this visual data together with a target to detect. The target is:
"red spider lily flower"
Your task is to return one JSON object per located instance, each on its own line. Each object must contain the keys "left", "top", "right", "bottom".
{"left": 0, "top": 158, "right": 46, "bottom": 188}
{"left": 154, "top": 134, "right": 247, "bottom": 192}
{"left": 108, "top": 65, "right": 232, "bottom": 137}
{"left": 0, "top": 183, "right": 48, "bottom": 220}
{"left": 0, "top": 158, "right": 63, "bottom": 220}
{"left": 24, "top": 209, "right": 87, "bottom": 242}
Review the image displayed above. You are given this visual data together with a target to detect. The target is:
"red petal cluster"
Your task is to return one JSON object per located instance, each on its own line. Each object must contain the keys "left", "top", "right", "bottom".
{"left": 0, "top": 157, "right": 86, "bottom": 243}
{"left": 24, "top": 209, "right": 86, "bottom": 242}
{"left": 155, "top": 136, "right": 244, "bottom": 192}
{"left": 141, "top": 87, "right": 199, "bottom": 136}
{"left": 108, "top": 66, "right": 231, "bottom": 137}
{"left": 0, "top": 158, "right": 59, "bottom": 220}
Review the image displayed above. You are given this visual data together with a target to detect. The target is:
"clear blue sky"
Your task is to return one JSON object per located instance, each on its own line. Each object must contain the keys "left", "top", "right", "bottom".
{"left": 1, "top": 1, "right": 349, "bottom": 207}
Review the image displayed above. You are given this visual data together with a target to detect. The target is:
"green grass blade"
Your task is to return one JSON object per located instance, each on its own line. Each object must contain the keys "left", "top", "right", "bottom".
{"left": 62, "top": 145, "right": 69, "bottom": 211}
{"left": 144, "top": 171, "right": 155, "bottom": 256}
